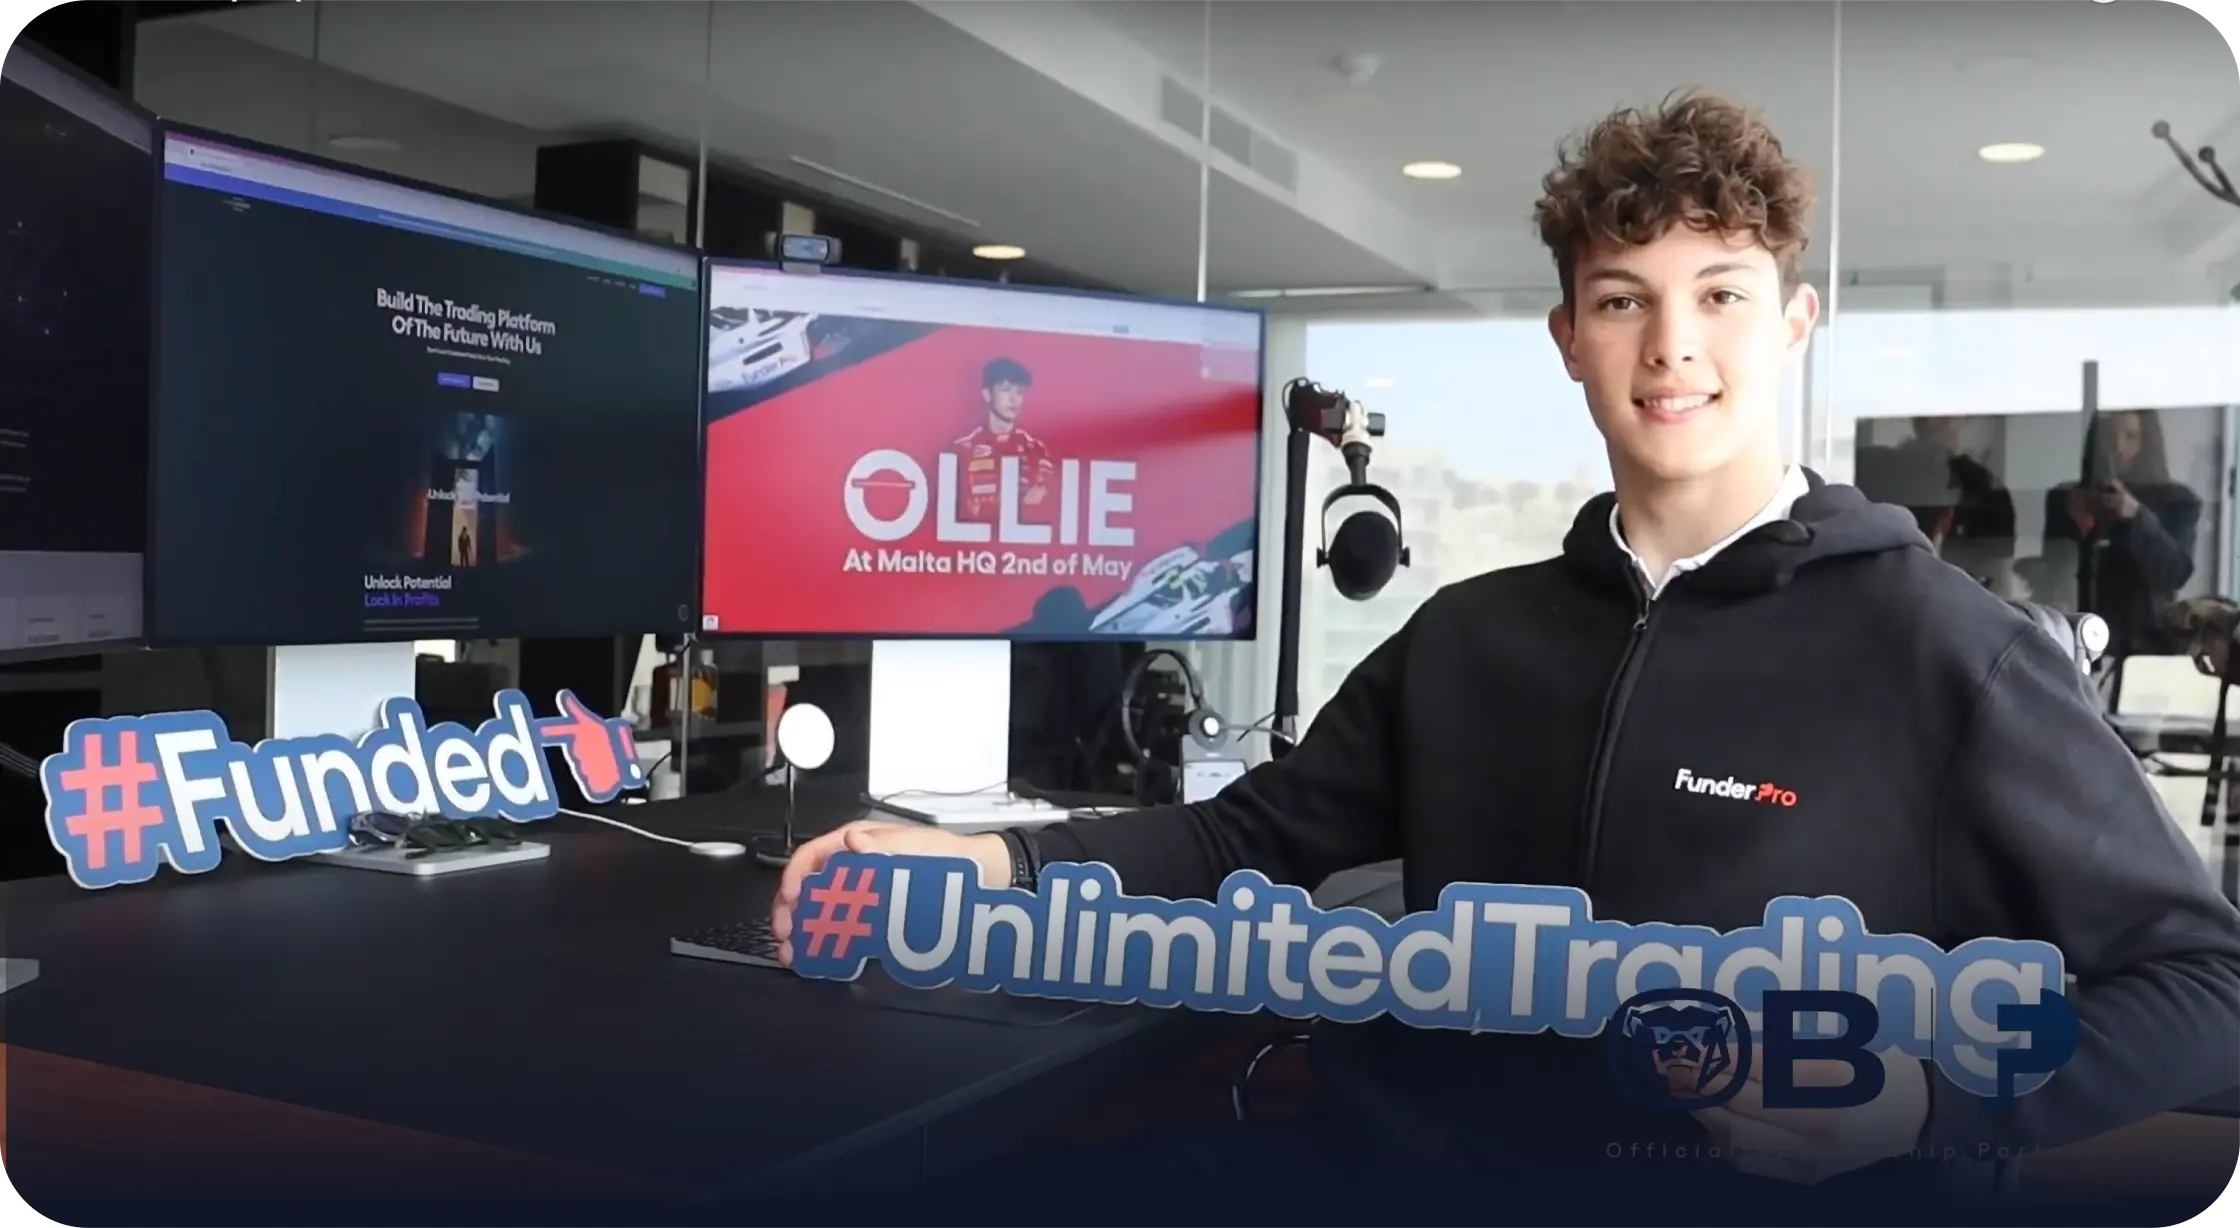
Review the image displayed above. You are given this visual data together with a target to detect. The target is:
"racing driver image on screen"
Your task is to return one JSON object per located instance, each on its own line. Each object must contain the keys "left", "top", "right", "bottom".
{"left": 955, "top": 357, "right": 1055, "bottom": 520}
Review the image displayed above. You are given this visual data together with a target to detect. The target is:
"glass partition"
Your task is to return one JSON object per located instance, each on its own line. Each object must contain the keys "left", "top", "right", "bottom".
{"left": 1825, "top": 0, "right": 2239, "bottom": 847}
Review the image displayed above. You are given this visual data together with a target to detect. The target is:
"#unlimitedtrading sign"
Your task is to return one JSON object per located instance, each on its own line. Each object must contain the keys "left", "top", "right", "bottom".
{"left": 788, "top": 854, "right": 2078, "bottom": 1111}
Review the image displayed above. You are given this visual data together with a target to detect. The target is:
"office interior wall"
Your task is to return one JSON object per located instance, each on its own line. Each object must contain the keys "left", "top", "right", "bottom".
{"left": 133, "top": 15, "right": 545, "bottom": 203}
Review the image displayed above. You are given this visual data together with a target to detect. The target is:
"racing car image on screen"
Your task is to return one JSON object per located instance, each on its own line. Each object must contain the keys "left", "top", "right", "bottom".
{"left": 707, "top": 307, "right": 815, "bottom": 393}
{"left": 706, "top": 308, "right": 909, "bottom": 396}
{"left": 1086, "top": 544, "right": 1255, "bottom": 637}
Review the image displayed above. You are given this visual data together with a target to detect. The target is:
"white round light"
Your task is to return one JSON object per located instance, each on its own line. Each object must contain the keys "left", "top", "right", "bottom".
{"left": 972, "top": 244, "right": 1027, "bottom": 261}
{"left": 775, "top": 703, "right": 836, "bottom": 771}
{"left": 1401, "top": 161, "right": 1462, "bottom": 181}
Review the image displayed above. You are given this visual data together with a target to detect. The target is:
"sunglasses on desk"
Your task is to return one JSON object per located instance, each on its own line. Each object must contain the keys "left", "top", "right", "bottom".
{"left": 344, "top": 812, "right": 531, "bottom": 858}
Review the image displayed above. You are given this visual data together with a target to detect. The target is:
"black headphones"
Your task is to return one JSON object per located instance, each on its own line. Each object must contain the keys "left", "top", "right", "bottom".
{"left": 1317, "top": 482, "right": 1412, "bottom": 601}
{"left": 1119, "top": 647, "right": 1223, "bottom": 805}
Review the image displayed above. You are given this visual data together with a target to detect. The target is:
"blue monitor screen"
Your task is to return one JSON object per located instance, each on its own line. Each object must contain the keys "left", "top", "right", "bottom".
{"left": 148, "top": 128, "right": 703, "bottom": 646}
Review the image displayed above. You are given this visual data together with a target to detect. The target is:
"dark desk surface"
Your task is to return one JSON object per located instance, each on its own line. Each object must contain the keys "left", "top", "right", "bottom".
{"left": 0, "top": 782, "right": 1211, "bottom": 1218}
{"left": 10, "top": 779, "right": 2229, "bottom": 1221}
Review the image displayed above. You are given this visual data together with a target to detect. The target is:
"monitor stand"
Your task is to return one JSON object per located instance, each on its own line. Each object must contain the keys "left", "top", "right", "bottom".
{"left": 275, "top": 643, "right": 550, "bottom": 876}
{"left": 861, "top": 640, "right": 1065, "bottom": 829}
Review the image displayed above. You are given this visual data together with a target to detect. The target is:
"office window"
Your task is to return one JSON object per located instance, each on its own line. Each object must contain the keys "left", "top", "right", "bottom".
{"left": 1292, "top": 317, "right": 1623, "bottom": 725}
{"left": 1290, "top": 299, "right": 1816, "bottom": 726}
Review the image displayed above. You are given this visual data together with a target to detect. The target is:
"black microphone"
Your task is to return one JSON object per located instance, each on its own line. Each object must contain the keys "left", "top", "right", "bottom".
{"left": 1284, "top": 380, "right": 1410, "bottom": 602}
{"left": 1326, "top": 512, "right": 1401, "bottom": 600}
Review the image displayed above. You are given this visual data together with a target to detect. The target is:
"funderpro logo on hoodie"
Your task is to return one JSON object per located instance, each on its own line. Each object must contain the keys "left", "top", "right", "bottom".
{"left": 1674, "top": 767, "right": 1798, "bottom": 808}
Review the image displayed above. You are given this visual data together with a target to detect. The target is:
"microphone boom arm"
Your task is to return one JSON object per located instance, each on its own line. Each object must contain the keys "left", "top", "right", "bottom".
{"left": 1271, "top": 379, "right": 1391, "bottom": 757}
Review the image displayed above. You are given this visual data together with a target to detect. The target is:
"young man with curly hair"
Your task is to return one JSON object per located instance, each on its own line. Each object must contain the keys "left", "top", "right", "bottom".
{"left": 777, "top": 93, "right": 2240, "bottom": 1224}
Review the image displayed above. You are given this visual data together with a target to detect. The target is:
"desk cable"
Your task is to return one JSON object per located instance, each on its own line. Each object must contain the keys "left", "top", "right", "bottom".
{"left": 554, "top": 760, "right": 800, "bottom": 859}
{"left": 556, "top": 807, "right": 751, "bottom": 860}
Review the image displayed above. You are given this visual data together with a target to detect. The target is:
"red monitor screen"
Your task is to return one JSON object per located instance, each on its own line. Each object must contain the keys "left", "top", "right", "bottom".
{"left": 698, "top": 265, "right": 1265, "bottom": 640}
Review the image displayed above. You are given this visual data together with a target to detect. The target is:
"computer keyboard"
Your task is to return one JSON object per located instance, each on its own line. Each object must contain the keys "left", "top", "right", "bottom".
{"left": 671, "top": 918, "right": 784, "bottom": 968}
{"left": 669, "top": 917, "right": 1100, "bottom": 1027}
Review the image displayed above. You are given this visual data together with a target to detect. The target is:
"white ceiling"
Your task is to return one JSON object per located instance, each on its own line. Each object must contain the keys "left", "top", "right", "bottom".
{"left": 1084, "top": 0, "right": 2240, "bottom": 296}
{"left": 148, "top": 0, "right": 2240, "bottom": 313}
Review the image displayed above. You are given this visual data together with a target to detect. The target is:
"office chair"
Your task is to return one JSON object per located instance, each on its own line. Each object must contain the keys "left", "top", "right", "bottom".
{"left": 2125, "top": 596, "right": 2240, "bottom": 837}
{"left": 1232, "top": 601, "right": 2111, "bottom": 1125}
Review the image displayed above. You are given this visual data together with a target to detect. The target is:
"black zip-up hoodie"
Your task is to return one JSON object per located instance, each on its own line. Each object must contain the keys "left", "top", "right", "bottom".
{"left": 1029, "top": 473, "right": 2240, "bottom": 1190}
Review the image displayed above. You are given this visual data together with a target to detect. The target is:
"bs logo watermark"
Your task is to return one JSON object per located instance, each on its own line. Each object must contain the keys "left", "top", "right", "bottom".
{"left": 1603, "top": 987, "right": 2079, "bottom": 1112}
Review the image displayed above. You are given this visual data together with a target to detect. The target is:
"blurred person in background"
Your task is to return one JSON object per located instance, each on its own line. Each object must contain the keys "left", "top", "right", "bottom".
{"left": 2045, "top": 409, "right": 2201, "bottom": 658}
{"left": 1901, "top": 416, "right": 2021, "bottom": 597}
{"left": 1853, "top": 441, "right": 1956, "bottom": 552}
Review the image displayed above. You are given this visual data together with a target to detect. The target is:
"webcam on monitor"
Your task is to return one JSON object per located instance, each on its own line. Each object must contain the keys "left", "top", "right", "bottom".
{"left": 774, "top": 233, "right": 841, "bottom": 268}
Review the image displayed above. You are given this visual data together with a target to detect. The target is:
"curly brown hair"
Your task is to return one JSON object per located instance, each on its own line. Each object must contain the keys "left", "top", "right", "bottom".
{"left": 1534, "top": 90, "right": 1816, "bottom": 305}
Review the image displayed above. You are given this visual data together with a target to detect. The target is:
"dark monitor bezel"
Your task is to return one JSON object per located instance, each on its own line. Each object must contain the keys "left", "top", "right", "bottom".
{"left": 144, "top": 120, "right": 709, "bottom": 649}
{"left": 0, "top": 40, "right": 159, "bottom": 666}
{"left": 2, "top": 38, "right": 160, "bottom": 133}
{"left": 693, "top": 257, "right": 1270, "bottom": 644}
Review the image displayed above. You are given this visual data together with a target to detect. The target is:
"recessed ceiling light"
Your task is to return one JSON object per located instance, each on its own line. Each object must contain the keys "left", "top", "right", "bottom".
{"left": 1976, "top": 142, "right": 2045, "bottom": 164}
{"left": 326, "top": 134, "right": 400, "bottom": 153}
{"left": 1401, "top": 160, "right": 1462, "bottom": 181}
{"left": 972, "top": 243, "right": 1027, "bottom": 261}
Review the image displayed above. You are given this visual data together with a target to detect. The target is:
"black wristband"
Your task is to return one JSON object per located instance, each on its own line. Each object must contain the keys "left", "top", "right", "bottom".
{"left": 998, "top": 828, "right": 1039, "bottom": 891}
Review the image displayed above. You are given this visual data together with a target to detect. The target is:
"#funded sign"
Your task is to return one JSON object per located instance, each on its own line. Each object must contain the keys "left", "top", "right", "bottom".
{"left": 40, "top": 689, "right": 645, "bottom": 888}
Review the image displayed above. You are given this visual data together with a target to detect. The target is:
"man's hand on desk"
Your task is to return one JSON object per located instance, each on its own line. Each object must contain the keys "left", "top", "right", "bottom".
{"left": 1688, "top": 1050, "right": 1929, "bottom": 1186}
{"left": 769, "top": 821, "right": 1011, "bottom": 969}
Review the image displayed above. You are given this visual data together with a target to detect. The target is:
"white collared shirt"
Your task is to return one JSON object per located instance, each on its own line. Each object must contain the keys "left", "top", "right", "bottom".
{"left": 1610, "top": 466, "right": 1811, "bottom": 598}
